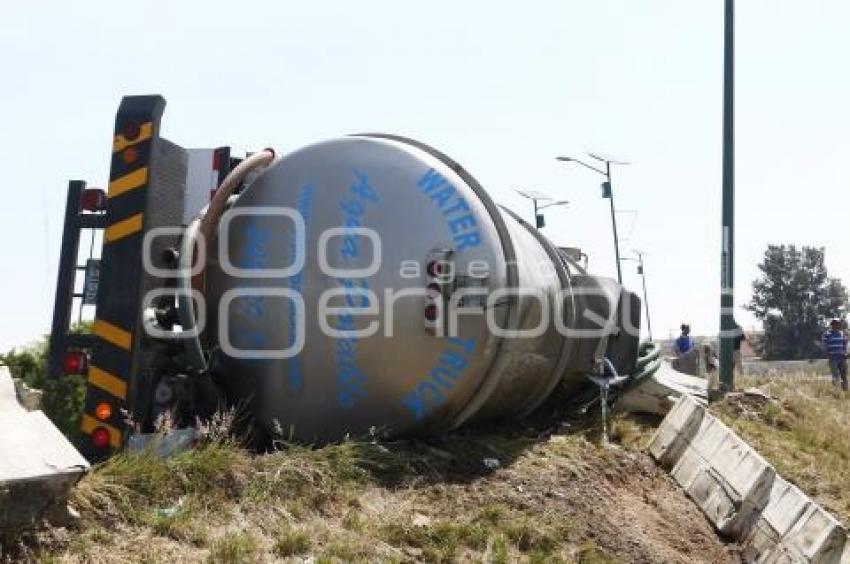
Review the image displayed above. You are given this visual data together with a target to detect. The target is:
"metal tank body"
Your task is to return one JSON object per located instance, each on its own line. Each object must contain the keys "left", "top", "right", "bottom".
{"left": 204, "top": 135, "right": 622, "bottom": 442}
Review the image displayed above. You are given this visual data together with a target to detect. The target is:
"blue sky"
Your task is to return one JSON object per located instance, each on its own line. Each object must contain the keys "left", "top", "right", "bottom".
{"left": 1, "top": 0, "right": 848, "bottom": 349}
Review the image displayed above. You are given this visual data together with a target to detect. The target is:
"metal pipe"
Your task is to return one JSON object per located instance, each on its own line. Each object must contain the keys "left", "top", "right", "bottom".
{"left": 177, "top": 215, "right": 207, "bottom": 371}
{"left": 199, "top": 149, "right": 277, "bottom": 246}
{"left": 177, "top": 148, "right": 278, "bottom": 372}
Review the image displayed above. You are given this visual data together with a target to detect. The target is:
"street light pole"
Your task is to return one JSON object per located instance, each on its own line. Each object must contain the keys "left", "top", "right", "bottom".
{"left": 620, "top": 252, "right": 653, "bottom": 341}
{"left": 555, "top": 154, "right": 629, "bottom": 284}
{"left": 606, "top": 161, "right": 623, "bottom": 284}
{"left": 635, "top": 252, "right": 652, "bottom": 341}
{"left": 515, "top": 190, "right": 568, "bottom": 229}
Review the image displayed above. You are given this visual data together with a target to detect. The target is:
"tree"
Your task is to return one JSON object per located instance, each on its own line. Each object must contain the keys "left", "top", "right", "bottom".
{"left": 748, "top": 245, "right": 848, "bottom": 360}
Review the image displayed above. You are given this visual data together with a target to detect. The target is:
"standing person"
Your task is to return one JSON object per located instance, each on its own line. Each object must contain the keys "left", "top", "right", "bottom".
{"left": 732, "top": 323, "right": 747, "bottom": 375}
{"left": 822, "top": 319, "right": 848, "bottom": 391}
{"left": 674, "top": 324, "right": 694, "bottom": 357}
{"left": 703, "top": 343, "right": 720, "bottom": 396}
{"left": 703, "top": 343, "right": 718, "bottom": 374}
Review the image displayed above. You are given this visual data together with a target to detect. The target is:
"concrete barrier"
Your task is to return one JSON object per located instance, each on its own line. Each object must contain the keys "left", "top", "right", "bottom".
{"left": 13, "top": 377, "right": 43, "bottom": 411}
{"left": 0, "top": 367, "right": 89, "bottom": 528}
{"left": 647, "top": 389, "right": 706, "bottom": 465}
{"left": 650, "top": 394, "right": 848, "bottom": 562}
{"left": 618, "top": 361, "right": 709, "bottom": 417}
{"left": 744, "top": 477, "right": 847, "bottom": 563}
{"left": 650, "top": 394, "right": 775, "bottom": 537}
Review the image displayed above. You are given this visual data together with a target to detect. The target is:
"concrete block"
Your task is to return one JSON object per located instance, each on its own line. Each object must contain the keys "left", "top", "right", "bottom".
{"left": 652, "top": 394, "right": 775, "bottom": 537}
{"left": 0, "top": 367, "right": 89, "bottom": 529}
{"left": 744, "top": 477, "right": 813, "bottom": 562}
{"left": 647, "top": 393, "right": 705, "bottom": 467}
{"left": 781, "top": 503, "right": 846, "bottom": 563}
{"left": 618, "top": 360, "right": 709, "bottom": 416}
{"left": 13, "top": 378, "right": 43, "bottom": 411}
{"left": 652, "top": 394, "right": 849, "bottom": 563}
{"left": 743, "top": 475, "right": 849, "bottom": 564}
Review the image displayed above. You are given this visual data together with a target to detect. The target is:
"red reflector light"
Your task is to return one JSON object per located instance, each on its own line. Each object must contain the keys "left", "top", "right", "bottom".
{"left": 91, "top": 427, "right": 111, "bottom": 448}
{"left": 80, "top": 188, "right": 106, "bottom": 212}
{"left": 424, "top": 303, "right": 439, "bottom": 322}
{"left": 122, "top": 121, "right": 141, "bottom": 141}
{"left": 426, "top": 283, "right": 441, "bottom": 296}
{"left": 95, "top": 402, "right": 112, "bottom": 421}
{"left": 121, "top": 145, "right": 138, "bottom": 164}
{"left": 63, "top": 351, "right": 88, "bottom": 375}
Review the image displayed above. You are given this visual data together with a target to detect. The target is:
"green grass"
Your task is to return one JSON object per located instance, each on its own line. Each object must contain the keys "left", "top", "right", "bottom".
{"left": 713, "top": 374, "right": 850, "bottom": 523}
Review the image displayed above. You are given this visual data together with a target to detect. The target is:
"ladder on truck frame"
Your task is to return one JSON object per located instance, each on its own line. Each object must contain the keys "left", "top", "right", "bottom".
{"left": 46, "top": 180, "right": 106, "bottom": 383}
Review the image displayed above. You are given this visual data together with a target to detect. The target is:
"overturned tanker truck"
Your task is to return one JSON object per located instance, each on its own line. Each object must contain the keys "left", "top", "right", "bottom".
{"left": 2, "top": 96, "right": 706, "bottom": 522}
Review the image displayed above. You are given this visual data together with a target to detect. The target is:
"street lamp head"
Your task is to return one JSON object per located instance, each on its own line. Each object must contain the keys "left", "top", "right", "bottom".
{"left": 587, "top": 152, "right": 630, "bottom": 166}
{"left": 555, "top": 156, "right": 573, "bottom": 162}
{"left": 516, "top": 189, "right": 554, "bottom": 201}
{"left": 538, "top": 199, "right": 569, "bottom": 210}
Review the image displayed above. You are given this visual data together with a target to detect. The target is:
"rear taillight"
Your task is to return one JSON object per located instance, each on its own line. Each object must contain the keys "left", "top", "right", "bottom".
{"left": 91, "top": 427, "right": 111, "bottom": 448}
{"left": 424, "top": 250, "right": 454, "bottom": 335}
{"left": 63, "top": 351, "right": 89, "bottom": 375}
{"left": 95, "top": 402, "right": 113, "bottom": 421}
{"left": 80, "top": 188, "right": 106, "bottom": 212}
{"left": 121, "top": 145, "right": 139, "bottom": 164}
{"left": 424, "top": 303, "right": 439, "bottom": 322}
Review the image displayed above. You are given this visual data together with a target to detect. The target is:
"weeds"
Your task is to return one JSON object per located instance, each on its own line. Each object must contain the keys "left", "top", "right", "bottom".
{"left": 272, "top": 525, "right": 311, "bottom": 557}
{"left": 207, "top": 531, "right": 261, "bottom": 563}
{"left": 36, "top": 403, "right": 744, "bottom": 562}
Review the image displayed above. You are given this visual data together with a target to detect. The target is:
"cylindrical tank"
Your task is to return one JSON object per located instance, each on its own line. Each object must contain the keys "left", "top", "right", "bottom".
{"left": 204, "top": 135, "right": 626, "bottom": 442}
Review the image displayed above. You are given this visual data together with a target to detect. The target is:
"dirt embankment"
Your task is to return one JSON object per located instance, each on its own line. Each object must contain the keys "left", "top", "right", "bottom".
{"left": 3, "top": 413, "right": 742, "bottom": 563}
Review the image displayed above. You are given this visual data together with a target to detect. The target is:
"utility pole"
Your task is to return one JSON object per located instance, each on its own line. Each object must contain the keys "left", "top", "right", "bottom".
{"left": 719, "top": 0, "right": 735, "bottom": 393}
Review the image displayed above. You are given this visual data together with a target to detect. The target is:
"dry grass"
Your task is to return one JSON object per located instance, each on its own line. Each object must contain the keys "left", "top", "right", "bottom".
{"left": 713, "top": 374, "right": 850, "bottom": 524}
{"left": 2, "top": 410, "right": 737, "bottom": 564}
{"left": 8, "top": 373, "right": 846, "bottom": 562}
{"left": 3, "top": 383, "right": 754, "bottom": 563}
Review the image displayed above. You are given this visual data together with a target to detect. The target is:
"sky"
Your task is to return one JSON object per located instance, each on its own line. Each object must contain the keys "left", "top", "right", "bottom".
{"left": 1, "top": 0, "right": 848, "bottom": 350}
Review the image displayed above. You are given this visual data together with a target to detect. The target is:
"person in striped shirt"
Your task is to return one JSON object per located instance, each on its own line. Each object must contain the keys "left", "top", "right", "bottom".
{"left": 822, "top": 319, "right": 848, "bottom": 391}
